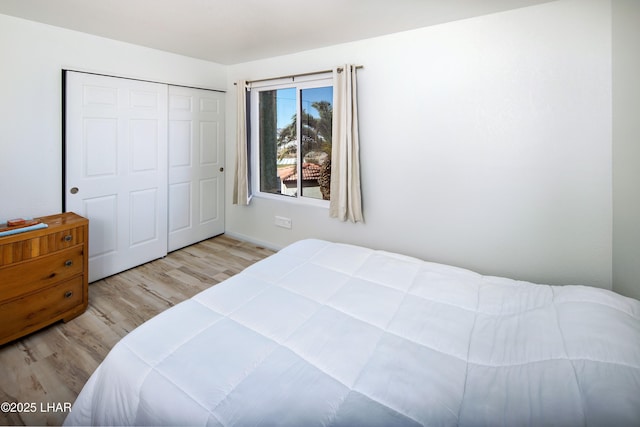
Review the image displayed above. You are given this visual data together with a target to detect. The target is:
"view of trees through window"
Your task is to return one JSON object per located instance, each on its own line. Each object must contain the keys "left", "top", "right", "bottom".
{"left": 259, "top": 85, "right": 333, "bottom": 200}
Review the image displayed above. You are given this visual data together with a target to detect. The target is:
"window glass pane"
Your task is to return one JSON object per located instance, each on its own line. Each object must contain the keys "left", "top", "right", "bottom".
{"left": 259, "top": 88, "right": 296, "bottom": 196}
{"left": 300, "top": 86, "right": 333, "bottom": 200}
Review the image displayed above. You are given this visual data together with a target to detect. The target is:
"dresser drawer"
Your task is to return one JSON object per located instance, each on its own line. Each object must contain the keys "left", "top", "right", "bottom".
{"left": 0, "top": 276, "right": 84, "bottom": 342}
{"left": 0, "top": 245, "right": 84, "bottom": 301}
{"left": 0, "top": 225, "right": 86, "bottom": 266}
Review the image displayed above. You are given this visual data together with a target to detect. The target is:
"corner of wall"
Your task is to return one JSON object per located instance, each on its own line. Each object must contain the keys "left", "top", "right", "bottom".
{"left": 612, "top": 0, "right": 640, "bottom": 300}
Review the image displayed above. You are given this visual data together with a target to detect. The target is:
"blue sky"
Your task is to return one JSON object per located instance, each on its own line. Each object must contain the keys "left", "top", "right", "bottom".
{"left": 277, "top": 86, "right": 333, "bottom": 128}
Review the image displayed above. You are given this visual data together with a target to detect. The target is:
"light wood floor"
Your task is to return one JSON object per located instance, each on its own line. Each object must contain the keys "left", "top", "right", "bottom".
{"left": 0, "top": 235, "right": 274, "bottom": 426}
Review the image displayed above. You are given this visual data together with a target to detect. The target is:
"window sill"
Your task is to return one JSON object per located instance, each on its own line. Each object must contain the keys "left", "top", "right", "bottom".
{"left": 251, "top": 192, "right": 330, "bottom": 209}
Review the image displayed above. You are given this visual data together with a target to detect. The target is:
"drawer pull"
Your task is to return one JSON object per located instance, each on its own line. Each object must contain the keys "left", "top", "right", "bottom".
{"left": 64, "top": 291, "right": 73, "bottom": 299}
{"left": 64, "top": 235, "right": 73, "bottom": 242}
{"left": 64, "top": 260, "right": 73, "bottom": 267}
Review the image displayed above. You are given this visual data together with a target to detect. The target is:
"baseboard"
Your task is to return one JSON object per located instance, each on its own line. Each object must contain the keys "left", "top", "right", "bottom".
{"left": 223, "top": 231, "right": 284, "bottom": 252}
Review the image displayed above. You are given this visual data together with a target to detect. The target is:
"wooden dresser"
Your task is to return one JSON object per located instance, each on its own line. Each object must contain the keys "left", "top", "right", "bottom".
{"left": 0, "top": 212, "right": 88, "bottom": 345}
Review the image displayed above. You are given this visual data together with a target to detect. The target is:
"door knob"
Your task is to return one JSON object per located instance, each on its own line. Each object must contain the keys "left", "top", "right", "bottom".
{"left": 219, "top": 167, "right": 224, "bottom": 172}
{"left": 70, "top": 187, "right": 79, "bottom": 194}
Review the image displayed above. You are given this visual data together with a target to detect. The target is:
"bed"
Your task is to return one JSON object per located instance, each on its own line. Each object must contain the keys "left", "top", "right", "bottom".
{"left": 64, "top": 239, "right": 640, "bottom": 426}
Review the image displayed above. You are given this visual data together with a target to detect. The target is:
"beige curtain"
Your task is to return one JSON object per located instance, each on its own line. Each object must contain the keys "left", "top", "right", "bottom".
{"left": 330, "top": 65, "right": 363, "bottom": 222}
{"left": 233, "top": 80, "right": 250, "bottom": 205}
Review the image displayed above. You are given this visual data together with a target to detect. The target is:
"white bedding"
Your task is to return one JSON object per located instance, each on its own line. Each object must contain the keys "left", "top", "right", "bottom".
{"left": 65, "top": 239, "right": 640, "bottom": 426}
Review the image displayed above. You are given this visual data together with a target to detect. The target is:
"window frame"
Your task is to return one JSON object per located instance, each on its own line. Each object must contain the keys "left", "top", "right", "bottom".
{"left": 249, "top": 73, "right": 333, "bottom": 207}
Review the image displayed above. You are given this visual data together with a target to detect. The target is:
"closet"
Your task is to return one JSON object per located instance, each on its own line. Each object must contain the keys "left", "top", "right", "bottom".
{"left": 64, "top": 71, "right": 225, "bottom": 282}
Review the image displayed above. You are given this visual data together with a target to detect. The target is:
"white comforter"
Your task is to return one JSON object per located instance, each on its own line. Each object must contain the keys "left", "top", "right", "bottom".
{"left": 65, "top": 239, "right": 640, "bottom": 426}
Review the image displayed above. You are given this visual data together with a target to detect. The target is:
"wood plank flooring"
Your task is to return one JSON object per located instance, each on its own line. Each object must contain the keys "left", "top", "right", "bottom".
{"left": 0, "top": 235, "right": 274, "bottom": 426}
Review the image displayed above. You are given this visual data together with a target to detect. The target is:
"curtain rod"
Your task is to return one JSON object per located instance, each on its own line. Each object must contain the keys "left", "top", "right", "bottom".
{"left": 234, "top": 65, "right": 363, "bottom": 86}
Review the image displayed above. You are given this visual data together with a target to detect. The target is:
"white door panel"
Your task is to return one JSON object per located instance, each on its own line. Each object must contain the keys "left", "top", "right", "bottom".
{"left": 65, "top": 71, "right": 168, "bottom": 282}
{"left": 200, "top": 178, "right": 220, "bottom": 222}
{"left": 168, "top": 86, "right": 225, "bottom": 252}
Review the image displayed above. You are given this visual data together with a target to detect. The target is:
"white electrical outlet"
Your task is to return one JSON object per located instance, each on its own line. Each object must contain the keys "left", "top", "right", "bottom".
{"left": 274, "top": 216, "right": 292, "bottom": 229}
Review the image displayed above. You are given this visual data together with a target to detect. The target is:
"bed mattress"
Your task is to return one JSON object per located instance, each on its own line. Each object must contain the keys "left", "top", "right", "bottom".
{"left": 64, "top": 239, "right": 640, "bottom": 426}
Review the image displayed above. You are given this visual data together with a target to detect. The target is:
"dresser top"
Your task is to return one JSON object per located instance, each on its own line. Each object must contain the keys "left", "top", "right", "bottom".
{"left": 0, "top": 212, "right": 88, "bottom": 244}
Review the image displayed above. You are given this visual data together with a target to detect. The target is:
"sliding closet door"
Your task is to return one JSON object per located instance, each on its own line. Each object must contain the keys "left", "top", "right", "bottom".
{"left": 168, "top": 86, "right": 225, "bottom": 251}
{"left": 65, "top": 71, "right": 168, "bottom": 282}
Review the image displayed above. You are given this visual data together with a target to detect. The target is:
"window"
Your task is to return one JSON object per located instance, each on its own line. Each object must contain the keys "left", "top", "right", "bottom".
{"left": 250, "top": 75, "right": 333, "bottom": 204}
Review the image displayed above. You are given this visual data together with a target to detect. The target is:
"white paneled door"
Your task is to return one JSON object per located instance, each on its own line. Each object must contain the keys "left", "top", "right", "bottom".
{"left": 168, "top": 86, "right": 225, "bottom": 251}
{"left": 65, "top": 71, "right": 168, "bottom": 282}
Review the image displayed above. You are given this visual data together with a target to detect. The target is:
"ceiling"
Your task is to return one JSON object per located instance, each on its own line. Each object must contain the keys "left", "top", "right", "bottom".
{"left": 0, "top": 0, "right": 554, "bottom": 65}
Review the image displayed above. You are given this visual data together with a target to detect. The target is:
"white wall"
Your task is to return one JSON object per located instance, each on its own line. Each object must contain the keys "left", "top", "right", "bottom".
{"left": 612, "top": 0, "right": 640, "bottom": 300}
{"left": 0, "top": 1, "right": 619, "bottom": 293}
{"left": 226, "top": 0, "right": 613, "bottom": 288}
{"left": 0, "top": 13, "right": 226, "bottom": 221}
